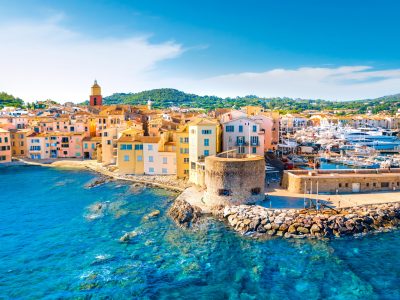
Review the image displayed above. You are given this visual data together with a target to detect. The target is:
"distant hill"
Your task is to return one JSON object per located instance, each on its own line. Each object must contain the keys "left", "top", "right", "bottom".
{"left": 104, "top": 88, "right": 285, "bottom": 110}
{"left": 104, "top": 88, "right": 400, "bottom": 114}
{"left": 0, "top": 92, "right": 24, "bottom": 109}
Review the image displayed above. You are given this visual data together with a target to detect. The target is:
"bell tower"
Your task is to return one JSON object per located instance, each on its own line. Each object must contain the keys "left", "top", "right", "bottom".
{"left": 89, "top": 80, "right": 102, "bottom": 106}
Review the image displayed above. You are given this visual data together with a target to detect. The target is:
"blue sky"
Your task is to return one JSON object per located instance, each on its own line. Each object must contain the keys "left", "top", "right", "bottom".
{"left": 1, "top": 0, "right": 400, "bottom": 102}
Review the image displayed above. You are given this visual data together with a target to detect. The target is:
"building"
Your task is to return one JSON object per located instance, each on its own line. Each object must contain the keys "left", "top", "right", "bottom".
{"left": 83, "top": 137, "right": 101, "bottom": 159}
{"left": 116, "top": 135, "right": 144, "bottom": 175}
{"left": 142, "top": 135, "right": 177, "bottom": 175}
{"left": 221, "top": 117, "right": 265, "bottom": 156}
{"left": 282, "top": 169, "right": 400, "bottom": 194}
{"left": 203, "top": 153, "right": 266, "bottom": 206}
{"left": 188, "top": 118, "right": 221, "bottom": 185}
{"left": 9, "top": 129, "right": 31, "bottom": 158}
{"left": 0, "top": 128, "right": 11, "bottom": 163}
{"left": 89, "top": 80, "right": 103, "bottom": 106}
{"left": 176, "top": 125, "right": 190, "bottom": 179}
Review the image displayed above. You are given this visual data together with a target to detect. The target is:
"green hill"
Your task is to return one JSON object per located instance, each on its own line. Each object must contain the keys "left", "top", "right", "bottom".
{"left": 0, "top": 92, "right": 24, "bottom": 109}
{"left": 104, "top": 88, "right": 400, "bottom": 114}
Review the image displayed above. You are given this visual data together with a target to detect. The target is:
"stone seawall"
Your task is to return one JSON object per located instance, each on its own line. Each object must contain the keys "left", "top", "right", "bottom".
{"left": 221, "top": 202, "right": 400, "bottom": 239}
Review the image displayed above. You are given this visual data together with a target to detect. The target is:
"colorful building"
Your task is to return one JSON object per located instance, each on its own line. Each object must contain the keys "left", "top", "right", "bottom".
{"left": 0, "top": 128, "right": 12, "bottom": 163}
{"left": 188, "top": 118, "right": 221, "bottom": 185}
{"left": 176, "top": 125, "right": 190, "bottom": 179}
{"left": 116, "top": 135, "right": 144, "bottom": 175}
{"left": 9, "top": 128, "right": 31, "bottom": 158}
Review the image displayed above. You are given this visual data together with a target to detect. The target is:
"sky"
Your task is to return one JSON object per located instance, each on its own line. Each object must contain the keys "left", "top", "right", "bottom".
{"left": 1, "top": 0, "right": 400, "bottom": 102}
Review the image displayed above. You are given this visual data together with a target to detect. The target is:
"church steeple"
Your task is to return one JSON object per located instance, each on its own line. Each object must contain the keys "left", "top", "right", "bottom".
{"left": 89, "top": 80, "right": 103, "bottom": 106}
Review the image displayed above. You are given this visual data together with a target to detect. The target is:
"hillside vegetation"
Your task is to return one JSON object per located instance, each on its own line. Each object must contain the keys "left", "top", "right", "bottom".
{"left": 0, "top": 92, "right": 24, "bottom": 109}
{"left": 104, "top": 88, "right": 400, "bottom": 114}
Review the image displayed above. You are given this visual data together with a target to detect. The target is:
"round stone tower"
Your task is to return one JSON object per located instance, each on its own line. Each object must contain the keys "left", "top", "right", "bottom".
{"left": 203, "top": 153, "right": 265, "bottom": 207}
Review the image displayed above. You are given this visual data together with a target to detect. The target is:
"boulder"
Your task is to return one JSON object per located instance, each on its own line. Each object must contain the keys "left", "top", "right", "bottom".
{"left": 296, "top": 226, "right": 309, "bottom": 234}
{"left": 119, "top": 231, "right": 138, "bottom": 242}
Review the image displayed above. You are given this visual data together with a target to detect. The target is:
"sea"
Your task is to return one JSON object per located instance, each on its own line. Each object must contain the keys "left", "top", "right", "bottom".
{"left": 0, "top": 165, "right": 399, "bottom": 299}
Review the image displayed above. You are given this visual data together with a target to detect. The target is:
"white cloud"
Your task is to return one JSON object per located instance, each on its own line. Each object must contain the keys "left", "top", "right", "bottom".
{"left": 0, "top": 16, "right": 183, "bottom": 102}
{"left": 1, "top": 16, "right": 400, "bottom": 102}
{"left": 166, "top": 66, "right": 400, "bottom": 100}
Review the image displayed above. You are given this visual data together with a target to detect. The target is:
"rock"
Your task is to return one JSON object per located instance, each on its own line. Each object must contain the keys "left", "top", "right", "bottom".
{"left": 119, "top": 231, "right": 138, "bottom": 242}
{"left": 288, "top": 224, "right": 297, "bottom": 234}
{"left": 168, "top": 198, "right": 202, "bottom": 228}
{"left": 310, "top": 224, "right": 320, "bottom": 234}
{"left": 279, "top": 223, "right": 289, "bottom": 233}
{"left": 267, "top": 229, "right": 276, "bottom": 236}
{"left": 296, "top": 226, "right": 309, "bottom": 234}
{"left": 264, "top": 223, "right": 272, "bottom": 230}
{"left": 147, "top": 210, "right": 160, "bottom": 218}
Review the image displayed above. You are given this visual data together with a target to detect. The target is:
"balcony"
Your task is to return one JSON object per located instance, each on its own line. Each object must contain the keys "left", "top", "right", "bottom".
{"left": 235, "top": 141, "right": 248, "bottom": 146}
{"left": 250, "top": 141, "right": 260, "bottom": 146}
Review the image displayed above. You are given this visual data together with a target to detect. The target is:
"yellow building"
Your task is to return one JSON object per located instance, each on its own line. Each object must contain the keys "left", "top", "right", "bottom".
{"left": 176, "top": 125, "right": 189, "bottom": 179}
{"left": 188, "top": 118, "right": 221, "bottom": 185}
{"left": 241, "top": 105, "right": 264, "bottom": 116}
{"left": 10, "top": 128, "right": 31, "bottom": 158}
{"left": 116, "top": 136, "right": 144, "bottom": 175}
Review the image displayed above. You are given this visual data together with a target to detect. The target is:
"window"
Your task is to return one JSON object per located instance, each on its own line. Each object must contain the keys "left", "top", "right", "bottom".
{"left": 202, "top": 129, "right": 212, "bottom": 134}
{"left": 92, "top": 144, "right": 95, "bottom": 149}
{"left": 253, "top": 125, "right": 257, "bottom": 132}
{"left": 180, "top": 148, "right": 189, "bottom": 154}
{"left": 191, "top": 162, "right": 196, "bottom": 169}
{"left": 225, "top": 126, "right": 234, "bottom": 132}
{"left": 4, "top": 137, "right": 8, "bottom": 143}
{"left": 148, "top": 144, "right": 153, "bottom": 151}
{"left": 204, "top": 139, "right": 209, "bottom": 146}
{"left": 84, "top": 143, "right": 88, "bottom": 149}
{"left": 239, "top": 125, "right": 243, "bottom": 132}
{"left": 149, "top": 167, "right": 154, "bottom": 173}
{"left": 134, "top": 144, "right": 143, "bottom": 150}
{"left": 252, "top": 147, "right": 257, "bottom": 154}
{"left": 218, "top": 189, "right": 231, "bottom": 196}
{"left": 137, "top": 155, "right": 143, "bottom": 161}
{"left": 162, "top": 168, "right": 167, "bottom": 174}
{"left": 124, "top": 155, "right": 130, "bottom": 162}
{"left": 0, "top": 156, "right": 6, "bottom": 161}
{"left": 250, "top": 136, "right": 259, "bottom": 146}
{"left": 381, "top": 182, "right": 389, "bottom": 188}
{"left": 251, "top": 187, "right": 261, "bottom": 195}
{"left": 107, "top": 140, "right": 111, "bottom": 145}
{"left": 149, "top": 156, "right": 154, "bottom": 162}
{"left": 184, "top": 169, "right": 189, "bottom": 175}
{"left": 163, "top": 157, "right": 168, "bottom": 164}
{"left": 339, "top": 183, "right": 342, "bottom": 188}
{"left": 103, "top": 132, "right": 108, "bottom": 137}
{"left": 345, "top": 183, "right": 349, "bottom": 188}
{"left": 184, "top": 158, "right": 189, "bottom": 163}
{"left": 238, "top": 146, "right": 245, "bottom": 154}
{"left": 62, "top": 137, "right": 69, "bottom": 143}
{"left": 204, "top": 150, "right": 209, "bottom": 156}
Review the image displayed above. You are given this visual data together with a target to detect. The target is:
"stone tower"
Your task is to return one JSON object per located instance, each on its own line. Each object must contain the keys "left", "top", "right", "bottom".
{"left": 89, "top": 80, "right": 102, "bottom": 106}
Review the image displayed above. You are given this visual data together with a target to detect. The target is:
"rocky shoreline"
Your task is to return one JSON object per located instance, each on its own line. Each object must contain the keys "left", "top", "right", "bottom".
{"left": 219, "top": 202, "right": 400, "bottom": 239}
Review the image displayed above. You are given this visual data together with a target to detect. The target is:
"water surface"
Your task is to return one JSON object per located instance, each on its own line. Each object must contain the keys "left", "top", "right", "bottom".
{"left": 0, "top": 165, "right": 399, "bottom": 299}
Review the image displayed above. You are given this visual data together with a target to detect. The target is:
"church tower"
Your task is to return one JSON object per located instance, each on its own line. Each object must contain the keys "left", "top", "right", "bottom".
{"left": 89, "top": 80, "right": 102, "bottom": 106}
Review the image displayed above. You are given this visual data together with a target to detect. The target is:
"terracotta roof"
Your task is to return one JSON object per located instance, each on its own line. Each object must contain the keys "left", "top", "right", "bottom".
{"left": 140, "top": 136, "right": 161, "bottom": 143}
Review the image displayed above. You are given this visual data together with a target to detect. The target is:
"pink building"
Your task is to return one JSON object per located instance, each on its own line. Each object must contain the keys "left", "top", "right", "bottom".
{"left": 250, "top": 115, "right": 275, "bottom": 151}
{"left": 0, "top": 128, "right": 12, "bottom": 163}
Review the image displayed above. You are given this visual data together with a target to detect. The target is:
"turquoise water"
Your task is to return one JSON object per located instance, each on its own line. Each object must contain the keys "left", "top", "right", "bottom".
{"left": 1, "top": 166, "right": 400, "bottom": 299}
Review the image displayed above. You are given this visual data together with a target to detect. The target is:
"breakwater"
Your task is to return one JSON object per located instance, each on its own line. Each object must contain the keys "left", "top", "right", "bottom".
{"left": 221, "top": 202, "right": 400, "bottom": 239}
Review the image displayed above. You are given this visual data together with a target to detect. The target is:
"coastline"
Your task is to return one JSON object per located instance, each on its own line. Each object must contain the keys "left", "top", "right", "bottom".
{"left": 13, "top": 158, "right": 188, "bottom": 193}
